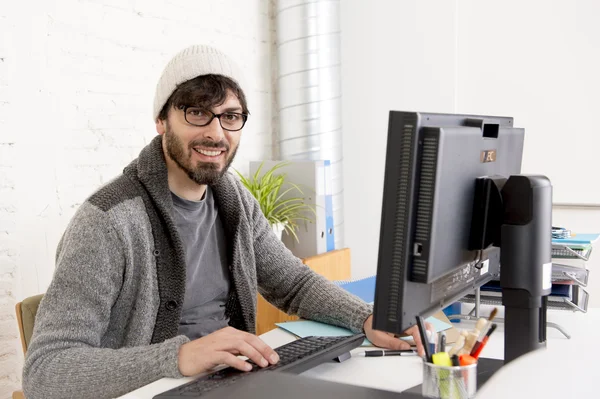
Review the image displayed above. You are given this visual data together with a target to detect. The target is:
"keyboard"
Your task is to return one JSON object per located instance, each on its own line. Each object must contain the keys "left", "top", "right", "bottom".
{"left": 153, "top": 334, "right": 365, "bottom": 398}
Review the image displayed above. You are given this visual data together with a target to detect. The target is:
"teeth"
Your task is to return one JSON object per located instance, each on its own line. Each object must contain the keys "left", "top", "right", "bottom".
{"left": 195, "top": 149, "right": 222, "bottom": 156}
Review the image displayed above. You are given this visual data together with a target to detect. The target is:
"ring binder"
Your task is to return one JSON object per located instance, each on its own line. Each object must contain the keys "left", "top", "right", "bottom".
{"left": 451, "top": 232, "right": 598, "bottom": 339}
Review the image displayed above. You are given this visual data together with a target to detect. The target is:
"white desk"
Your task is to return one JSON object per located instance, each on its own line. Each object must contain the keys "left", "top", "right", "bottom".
{"left": 119, "top": 308, "right": 599, "bottom": 399}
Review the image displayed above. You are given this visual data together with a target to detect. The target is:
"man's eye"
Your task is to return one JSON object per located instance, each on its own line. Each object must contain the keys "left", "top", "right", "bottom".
{"left": 187, "top": 108, "right": 204, "bottom": 116}
{"left": 224, "top": 113, "right": 239, "bottom": 121}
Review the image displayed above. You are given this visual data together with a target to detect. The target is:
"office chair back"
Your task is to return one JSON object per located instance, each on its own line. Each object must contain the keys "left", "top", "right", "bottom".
{"left": 15, "top": 294, "right": 44, "bottom": 353}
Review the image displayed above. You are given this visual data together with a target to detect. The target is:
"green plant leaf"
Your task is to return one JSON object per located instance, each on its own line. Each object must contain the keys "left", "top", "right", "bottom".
{"left": 234, "top": 161, "right": 316, "bottom": 241}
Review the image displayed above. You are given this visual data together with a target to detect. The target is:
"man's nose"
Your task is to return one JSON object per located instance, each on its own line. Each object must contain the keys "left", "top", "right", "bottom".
{"left": 202, "top": 116, "right": 225, "bottom": 142}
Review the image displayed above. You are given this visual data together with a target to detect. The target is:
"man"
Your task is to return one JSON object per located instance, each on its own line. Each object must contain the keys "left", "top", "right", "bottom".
{"left": 22, "top": 45, "right": 428, "bottom": 399}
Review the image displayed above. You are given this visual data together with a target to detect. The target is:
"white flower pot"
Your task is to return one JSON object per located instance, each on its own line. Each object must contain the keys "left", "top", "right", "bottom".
{"left": 272, "top": 223, "right": 285, "bottom": 240}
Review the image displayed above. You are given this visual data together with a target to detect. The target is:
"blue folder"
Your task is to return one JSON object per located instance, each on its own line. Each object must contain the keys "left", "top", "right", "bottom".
{"left": 552, "top": 233, "right": 599, "bottom": 245}
{"left": 481, "top": 280, "right": 571, "bottom": 297}
{"left": 334, "top": 276, "right": 377, "bottom": 304}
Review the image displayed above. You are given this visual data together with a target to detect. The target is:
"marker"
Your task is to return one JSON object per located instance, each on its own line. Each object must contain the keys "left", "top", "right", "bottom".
{"left": 416, "top": 315, "right": 433, "bottom": 363}
{"left": 459, "top": 354, "right": 477, "bottom": 366}
{"left": 470, "top": 323, "right": 498, "bottom": 359}
{"left": 432, "top": 352, "right": 452, "bottom": 367}
{"left": 355, "top": 349, "right": 418, "bottom": 357}
{"left": 451, "top": 354, "right": 460, "bottom": 367}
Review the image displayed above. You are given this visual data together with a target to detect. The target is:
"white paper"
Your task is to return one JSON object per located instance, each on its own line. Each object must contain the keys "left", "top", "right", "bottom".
{"left": 480, "top": 259, "right": 490, "bottom": 275}
{"left": 315, "top": 166, "right": 325, "bottom": 195}
{"left": 542, "top": 262, "right": 552, "bottom": 290}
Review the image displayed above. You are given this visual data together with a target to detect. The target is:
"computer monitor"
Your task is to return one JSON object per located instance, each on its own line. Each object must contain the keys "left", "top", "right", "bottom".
{"left": 372, "top": 111, "right": 552, "bottom": 363}
{"left": 373, "top": 111, "right": 522, "bottom": 334}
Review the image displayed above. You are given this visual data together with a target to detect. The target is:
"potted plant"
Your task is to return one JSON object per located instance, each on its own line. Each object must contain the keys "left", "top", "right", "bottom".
{"left": 234, "top": 161, "right": 315, "bottom": 242}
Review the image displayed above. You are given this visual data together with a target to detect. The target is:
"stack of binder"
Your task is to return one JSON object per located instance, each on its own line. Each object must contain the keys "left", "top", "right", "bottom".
{"left": 455, "top": 233, "right": 598, "bottom": 336}
{"left": 548, "top": 233, "right": 598, "bottom": 313}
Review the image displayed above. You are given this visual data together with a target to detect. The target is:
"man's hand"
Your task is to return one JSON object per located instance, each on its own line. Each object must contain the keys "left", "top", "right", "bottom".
{"left": 178, "top": 326, "right": 280, "bottom": 376}
{"left": 363, "top": 315, "right": 434, "bottom": 356}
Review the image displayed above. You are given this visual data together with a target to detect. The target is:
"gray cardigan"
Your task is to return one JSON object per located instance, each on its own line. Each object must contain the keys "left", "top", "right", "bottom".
{"left": 22, "top": 136, "right": 372, "bottom": 399}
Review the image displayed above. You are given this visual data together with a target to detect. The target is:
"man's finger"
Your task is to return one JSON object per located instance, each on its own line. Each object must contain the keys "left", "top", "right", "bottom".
{"left": 425, "top": 322, "right": 435, "bottom": 338}
{"left": 243, "top": 332, "right": 279, "bottom": 365}
{"left": 401, "top": 325, "right": 424, "bottom": 356}
{"left": 423, "top": 322, "right": 436, "bottom": 346}
{"left": 377, "top": 333, "right": 412, "bottom": 350}
{"left": 217, "top": 352, "right": 253, "bottom": 372}
{"left": 234, "top": 341, "right": 269, "bottom": 368}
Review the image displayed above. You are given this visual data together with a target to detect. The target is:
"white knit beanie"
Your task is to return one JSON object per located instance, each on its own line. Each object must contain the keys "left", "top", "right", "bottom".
{"left": 152, "top": 45, "right": 246, "bottom": 121}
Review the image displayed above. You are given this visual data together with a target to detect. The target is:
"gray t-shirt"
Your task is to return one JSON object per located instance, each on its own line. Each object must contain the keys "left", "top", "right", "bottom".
{"left": 171, "top": 187, "right": 230, "bottom": 340}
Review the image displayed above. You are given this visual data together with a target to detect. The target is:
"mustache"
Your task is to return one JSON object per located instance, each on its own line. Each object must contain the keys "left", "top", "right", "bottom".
{"left": 189, "top": 140, "right": 230, "bottom": 151}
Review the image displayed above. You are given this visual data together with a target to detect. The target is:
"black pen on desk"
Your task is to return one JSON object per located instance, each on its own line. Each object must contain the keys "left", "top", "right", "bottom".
{"left": 416, "top": 315, "right": 433, "bottom": 362}
{"left": 355, "top": 349, "right": 418, "bottom": 357}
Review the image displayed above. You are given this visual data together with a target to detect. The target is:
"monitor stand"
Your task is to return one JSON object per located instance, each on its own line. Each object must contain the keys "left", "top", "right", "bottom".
{"left": 495, "top": 175, "right": 552, "bottom": 363}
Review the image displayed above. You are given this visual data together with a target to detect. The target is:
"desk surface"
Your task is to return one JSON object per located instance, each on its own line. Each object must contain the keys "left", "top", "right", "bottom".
{"left": 119, "top": 308, "right": 599, "bottom": 399}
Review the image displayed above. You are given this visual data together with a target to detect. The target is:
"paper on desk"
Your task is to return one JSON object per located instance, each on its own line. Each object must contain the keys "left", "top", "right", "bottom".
{"left": 276, "top": 316, "right": 452, "bottom": 347}
{"left": 276, "top": 320, "right": 372, "bottom": 346}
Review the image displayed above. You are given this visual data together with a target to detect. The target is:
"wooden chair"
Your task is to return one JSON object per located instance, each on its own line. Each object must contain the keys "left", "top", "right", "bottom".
{"left": 13, "top": 294, "right": 44, "bottom": 399}
{"left": 255, "top": 248, "right": 352, "bottom": 335}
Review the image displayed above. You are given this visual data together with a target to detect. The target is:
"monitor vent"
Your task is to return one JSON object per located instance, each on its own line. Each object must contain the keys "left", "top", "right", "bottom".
{"left": 411, "top": 135, "right": 438, "bottom": 282}
{"left": 413, "top": 259, "right": 427, "bottom": 278}
{"left": 387, "top": 123, "right": 415, "bottom": 322}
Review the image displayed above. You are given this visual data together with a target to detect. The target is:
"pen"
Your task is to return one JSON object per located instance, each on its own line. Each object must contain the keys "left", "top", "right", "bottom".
{"left": 470, "top": 323, "right": 497, "bottom": 359}
{"left": 416, "top": 315, "right": 433, "bottom": 362}
{"left": 355, "top": 349, "right": 418, "bottom": 357}
{"left": 451, "top": 354, "right": 460, "bottom": 367}
{"left": 438, "top": 331, "right": 446, "bottom": 353}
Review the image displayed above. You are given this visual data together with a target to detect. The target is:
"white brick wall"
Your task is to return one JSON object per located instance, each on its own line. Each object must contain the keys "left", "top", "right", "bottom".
{"left": 0, "top": 1, "right": 276, "bottom": 397}
{"left": 0, "top": 5, "right": 20, "bottom": 397}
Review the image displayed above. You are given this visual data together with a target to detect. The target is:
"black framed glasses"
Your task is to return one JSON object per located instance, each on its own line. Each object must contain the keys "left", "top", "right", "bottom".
{"left": 181, "top": 106, "right": 248, "bottom": 131}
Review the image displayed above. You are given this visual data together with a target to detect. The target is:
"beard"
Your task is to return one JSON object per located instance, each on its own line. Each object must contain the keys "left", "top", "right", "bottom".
{"left": 164, "top": 123, "right": 238, "bottom": 186}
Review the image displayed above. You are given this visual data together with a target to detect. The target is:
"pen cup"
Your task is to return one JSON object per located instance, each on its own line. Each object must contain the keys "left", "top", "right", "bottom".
{"left": 422, "top": 360, "right": 477, "bottom": 399}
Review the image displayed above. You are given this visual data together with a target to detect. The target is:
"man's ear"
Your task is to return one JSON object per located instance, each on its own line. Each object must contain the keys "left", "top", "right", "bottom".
{"left": 156, "top": 118, "right": 166, "bottom": 135}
